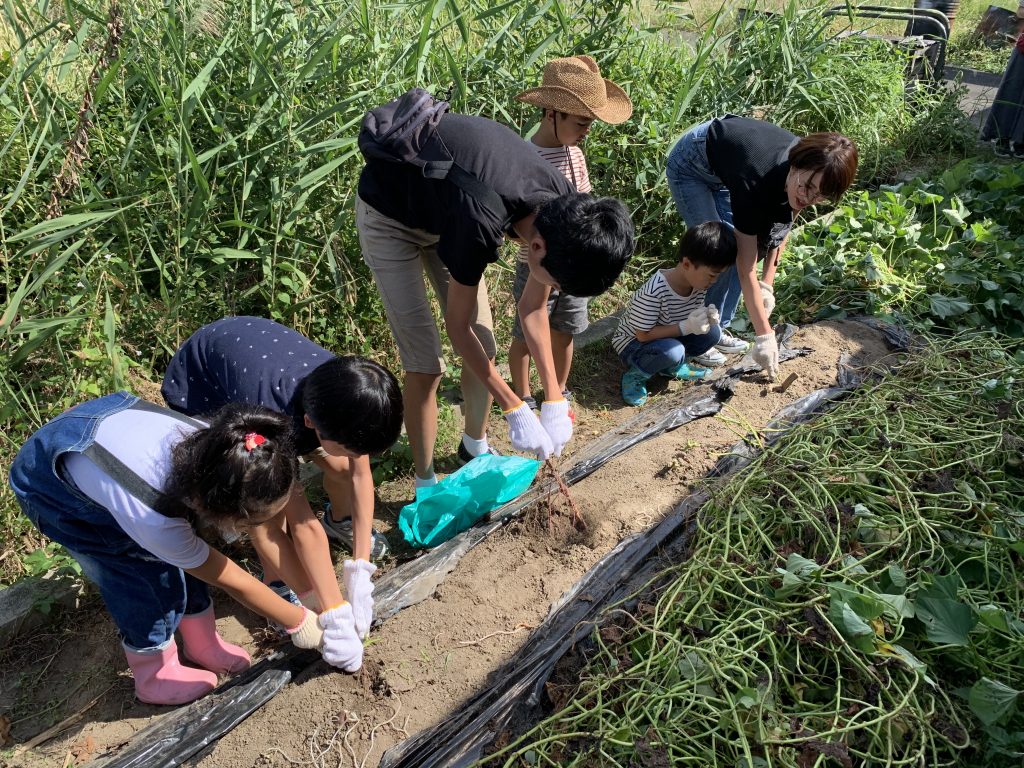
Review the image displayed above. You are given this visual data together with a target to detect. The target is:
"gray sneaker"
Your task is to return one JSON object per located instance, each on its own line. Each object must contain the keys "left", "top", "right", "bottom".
{"left": 715, "top": 329, "right": 751, "bottom": 355}
{"left": 690, "top": 347, "right": 727, "bottom": 367}
{"left": 321, "top": 505, "right": 390, "bottom": 560}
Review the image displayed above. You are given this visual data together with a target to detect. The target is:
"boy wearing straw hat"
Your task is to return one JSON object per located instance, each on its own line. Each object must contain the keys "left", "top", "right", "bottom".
{"left": 509, "top": 56, "right": 633, "bottom": 412}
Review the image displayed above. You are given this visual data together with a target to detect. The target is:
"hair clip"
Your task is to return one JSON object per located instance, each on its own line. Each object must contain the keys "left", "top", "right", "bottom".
{"left": 243, "top": 432, "right": 267, "bottom": 452}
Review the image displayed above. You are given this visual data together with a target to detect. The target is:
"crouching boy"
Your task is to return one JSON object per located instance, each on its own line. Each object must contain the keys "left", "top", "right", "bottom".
{"left": 611, "top": 222, "right": 737, "bottom": 406}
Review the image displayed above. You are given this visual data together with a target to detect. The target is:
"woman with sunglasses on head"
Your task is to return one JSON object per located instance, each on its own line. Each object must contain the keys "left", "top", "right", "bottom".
{"left": 9, "top": 394, "right": 364, "bottom": 707}
{"left": 666, "top": 116, "right": 858, "bottom": 378}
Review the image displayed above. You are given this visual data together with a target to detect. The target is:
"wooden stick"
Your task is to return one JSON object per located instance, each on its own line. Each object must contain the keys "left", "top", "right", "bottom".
{"left": 773, "top": 372, "right": 799, "bottom": 394}
{"left": 13, "top": 685, "right": 113, "bottom": 756}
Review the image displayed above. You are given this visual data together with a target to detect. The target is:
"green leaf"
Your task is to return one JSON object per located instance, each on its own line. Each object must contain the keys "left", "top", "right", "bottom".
{"left": 877, "top": 593, "right": 915, "bottom": 619}
{"left": 929, "top": 294, "right": 971, "bottom": 319}
{"left": 977, "top": 605, "right": 1010, "bottom": 633}
{"left": 915, "top": 597, "right": 976, "bottom": 646}
{"left": 828, "top": 597, "right": 875, "bottom": 653}
{"left": 942, "top": 207, "right": 966, "bottom": 227}
{"left": 968, "top": 678, "right": 1020, "bottom": 726}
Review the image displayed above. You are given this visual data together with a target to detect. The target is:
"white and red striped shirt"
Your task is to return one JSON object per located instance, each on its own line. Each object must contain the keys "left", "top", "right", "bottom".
{"left": 517, "top": 143, "right": 591, "bottom": 262}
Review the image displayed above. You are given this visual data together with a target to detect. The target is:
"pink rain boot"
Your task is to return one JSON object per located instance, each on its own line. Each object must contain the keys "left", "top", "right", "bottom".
{"left": 124, "top": 640, "right": 218, "bottom": 705}
{"left": 177, "top": 605, "right": 251, "bottom": 675}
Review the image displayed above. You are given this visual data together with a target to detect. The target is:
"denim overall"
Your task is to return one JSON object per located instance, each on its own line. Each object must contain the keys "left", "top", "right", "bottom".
{"left": 665, "top": 120, "right": 742, "bottom": 328}
{"left": 9, "top": 392, "right": 211, "bottom": 651}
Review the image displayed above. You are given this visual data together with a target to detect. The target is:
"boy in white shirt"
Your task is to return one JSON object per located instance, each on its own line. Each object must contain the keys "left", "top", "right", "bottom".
{"left": 611, "top": 222, "right": 737, "bottom": 405}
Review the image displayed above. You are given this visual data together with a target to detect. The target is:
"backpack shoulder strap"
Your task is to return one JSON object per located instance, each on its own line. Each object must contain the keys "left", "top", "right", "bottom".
{"left": 446, "top": 163, "right": 508, "bottom": 218}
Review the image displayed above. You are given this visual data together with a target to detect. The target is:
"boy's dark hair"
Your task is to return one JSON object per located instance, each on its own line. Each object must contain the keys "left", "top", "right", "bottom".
{"left": 162, "top": 403, "right": 297, "bottom": 529}
{"left": 301, "top": 355, "right": 403, "bottom": 456}
{"left": 535, "top": 193, "right": 635, "bottom": 297}
{"left": 789, "top": 132, "right": 858, "bottom": 201}
{"left": 679, "top": 221, "right": 737, "bottom": 269}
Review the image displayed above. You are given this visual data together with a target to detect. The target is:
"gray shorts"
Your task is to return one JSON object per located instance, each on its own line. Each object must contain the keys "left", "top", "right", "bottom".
{"left": 357, "top": 197, "right": 495, "bottom": 374}
{"left": 510, "top": 260, "right": 590, "bottom": 340}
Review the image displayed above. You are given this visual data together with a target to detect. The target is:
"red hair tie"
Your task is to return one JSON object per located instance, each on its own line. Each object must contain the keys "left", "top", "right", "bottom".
{"left": 243, "top": 432, "right": 267, "bottom": 452}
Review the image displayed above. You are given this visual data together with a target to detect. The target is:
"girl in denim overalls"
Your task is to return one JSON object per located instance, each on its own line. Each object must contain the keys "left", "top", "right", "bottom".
{"left": 10, "top": 393, "right": 365, "bottom": 705}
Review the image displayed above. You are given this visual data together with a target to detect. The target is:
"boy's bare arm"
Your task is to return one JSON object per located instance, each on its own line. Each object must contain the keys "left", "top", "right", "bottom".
{"left": 634, "top": 323, "right": 684, "bottom": 342}
{"left": 445, "top": 279, "right": 521, "bottom": 411}
{"left": 518, "top": 273, "right": 561, "bottom": 402}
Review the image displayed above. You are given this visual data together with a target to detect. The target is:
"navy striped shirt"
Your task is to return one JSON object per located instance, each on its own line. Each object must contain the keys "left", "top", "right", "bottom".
{"left": 612, "top": 270, "right": 708, "bottom": 353}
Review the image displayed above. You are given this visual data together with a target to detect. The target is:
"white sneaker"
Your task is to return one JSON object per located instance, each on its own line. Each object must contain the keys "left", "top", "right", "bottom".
{"left": 689, "top": 347, "right": 727, "bottom": 367}
{"left": 715, "top": 329, "right": 750, "bottom": 355}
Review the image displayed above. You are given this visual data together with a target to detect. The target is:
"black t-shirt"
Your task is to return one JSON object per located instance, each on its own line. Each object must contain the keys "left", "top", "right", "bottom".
{"left": 706, "top": 116, "right": 798, "bottom": 250}
{"left": 357, "top": 113, "right": 574, "bottom": 286}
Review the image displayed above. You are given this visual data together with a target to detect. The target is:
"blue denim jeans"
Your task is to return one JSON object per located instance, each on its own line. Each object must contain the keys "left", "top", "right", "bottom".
{"left": 666, "top": 122, "right": 743, "bottom": 329}
{"left": 617, "top": 325, "right": 721, "bottom": 376}
{"left": 9, "top": 392, "right": 211, "bottom": 651}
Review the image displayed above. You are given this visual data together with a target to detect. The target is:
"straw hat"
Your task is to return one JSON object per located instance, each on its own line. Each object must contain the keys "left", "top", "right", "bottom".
{"left": 515, "top": 55, "right": 632, "bottom": 124}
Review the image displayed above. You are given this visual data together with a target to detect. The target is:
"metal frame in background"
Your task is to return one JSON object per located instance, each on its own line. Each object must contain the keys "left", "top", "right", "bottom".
{"left": 824, "top": 4, "right": 951, "bottom": 82}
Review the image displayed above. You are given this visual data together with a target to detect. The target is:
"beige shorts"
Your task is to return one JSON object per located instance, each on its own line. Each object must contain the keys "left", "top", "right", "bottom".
{"left": 356, "top": 196, "right": 495, "bottom": 374}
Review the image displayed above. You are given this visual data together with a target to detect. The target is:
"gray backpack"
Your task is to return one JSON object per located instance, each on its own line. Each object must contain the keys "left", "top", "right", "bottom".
{"left": 358, "top": 88, "right": 506, "bottom": 215}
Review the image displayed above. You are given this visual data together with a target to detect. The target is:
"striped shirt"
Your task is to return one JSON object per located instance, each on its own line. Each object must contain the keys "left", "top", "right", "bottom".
{"left": 612, "top": 270, "right": 708, "bottom": 353}
{"left": 517, "top": 144, "right": 591, "bottom": 262}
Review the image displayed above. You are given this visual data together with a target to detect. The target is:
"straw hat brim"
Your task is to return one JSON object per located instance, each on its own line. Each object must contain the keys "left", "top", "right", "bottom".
{"left": 515, "top": 79, "right": 633, "bottom": 125}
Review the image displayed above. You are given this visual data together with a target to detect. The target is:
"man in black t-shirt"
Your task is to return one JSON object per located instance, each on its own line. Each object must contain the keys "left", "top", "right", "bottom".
{"left": 356, "top": 111, "right": 634, "bottom": 491}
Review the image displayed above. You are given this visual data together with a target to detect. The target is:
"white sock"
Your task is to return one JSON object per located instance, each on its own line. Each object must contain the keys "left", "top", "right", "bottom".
{"left": 461, "top": 433, "right": 489, "bottom": 457}
{"left": 414, "top": 473, "right": 438, "bottom": 490}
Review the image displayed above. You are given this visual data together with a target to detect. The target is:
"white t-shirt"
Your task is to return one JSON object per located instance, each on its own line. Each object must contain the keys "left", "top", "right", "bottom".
{"left": 63, "top": 409, "right": 211, "bottom": 569}
{"left": 611, "top": 269, "right": 708, "bottom": 353}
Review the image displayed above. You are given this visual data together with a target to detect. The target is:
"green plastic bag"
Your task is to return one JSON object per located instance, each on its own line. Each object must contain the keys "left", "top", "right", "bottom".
{"left": 398, "top": 455, "right": 541, "bottom": 548}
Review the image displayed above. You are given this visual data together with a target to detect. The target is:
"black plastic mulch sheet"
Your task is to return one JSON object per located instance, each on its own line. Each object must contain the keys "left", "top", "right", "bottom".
{"left": 88, "top": 667, "right": 298, "bottom": 768}
{"left": 375, "top": 384, "right": 862, "bottom": 768}
{"left": 378, "top": 319, "right": 910, "bottom": 768}
{"left": 83, "top": 325, "right": 821, "bottom": 768}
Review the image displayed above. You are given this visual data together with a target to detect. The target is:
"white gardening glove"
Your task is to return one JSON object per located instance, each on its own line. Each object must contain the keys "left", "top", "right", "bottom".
{"left": 539, "top": 399, "right": 573, "bottom": 457}
{"left": 286, "top": 607, "right": 324, "bottom": 650}
{"left": 342, "top": 559, "right": 376, "bottom": 640}
{"left": 678, "top": 306, "right": 714, "bottom": 337}
{"left": 759, "top": 281, "right": 776, "bottom": 316}
{"left": 706, "top": 304, "right": 721, "bottom": 327}
{"left": 504, "top": 402, "right": 553, "bottom": 459}
{"left": 319, "top": 603, "right": 363, "bottom": 672}
{"left": 753, "top": 333, "right": 780, "bottom": 380}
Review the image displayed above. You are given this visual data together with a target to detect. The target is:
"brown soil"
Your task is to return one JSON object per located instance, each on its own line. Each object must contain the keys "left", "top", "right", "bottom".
{"left": 0, "top": 320, "right": 893, "bottom": 767}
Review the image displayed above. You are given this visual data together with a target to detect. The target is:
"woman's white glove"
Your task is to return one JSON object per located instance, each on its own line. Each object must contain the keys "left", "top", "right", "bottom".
{"left": 343, "top": 559, "right": 377, "bottom": 640}
{"left": 759, "top": 281, "right": 776, "bottom": 316}
{"left": 286, "top": 607, "right": 324, "bottom": 650}
{"left": 539, "top": 399, "right": 573, "bottom": 457}
{"left": 319, "top": 603, "right": 363, "bottom": 672}
{"left": 678, "top": 306, "right": 717, "bottom": 337}
{"left": 505, "top": 402, "right": 553, "bottom": 459}
{"left": 753, "top": 333, "right": 780, "bottom": 380}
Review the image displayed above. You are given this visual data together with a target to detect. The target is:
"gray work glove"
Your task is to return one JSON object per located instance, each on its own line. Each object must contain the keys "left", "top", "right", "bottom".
{"left": 343, "top": 559, "right": 376, "bottom": 640}
{"left": 753, "top": 333, "right": 780, "bottom": 380}
{"left": 319, "top": 603, "right": 363, "bottom": 672}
